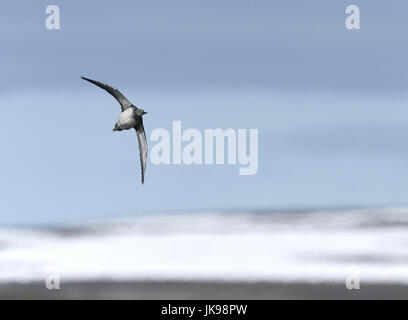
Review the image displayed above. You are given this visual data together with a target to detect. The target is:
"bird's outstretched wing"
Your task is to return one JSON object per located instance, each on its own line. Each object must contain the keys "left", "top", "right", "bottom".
{"left": 135, "top": 120, "right": 148, "bottom": 184}
{"left": 81, "top": 76, "right": 132, "bottom": 111}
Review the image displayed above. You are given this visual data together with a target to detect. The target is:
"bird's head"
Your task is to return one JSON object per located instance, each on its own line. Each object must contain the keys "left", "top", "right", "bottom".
{"left": 137, "top": 108, "right": 147, "bottom": 116}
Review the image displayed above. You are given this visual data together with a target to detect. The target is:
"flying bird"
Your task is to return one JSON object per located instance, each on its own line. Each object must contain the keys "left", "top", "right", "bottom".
{"left": 81, "top": 76, "right": 148, "bottom": 184}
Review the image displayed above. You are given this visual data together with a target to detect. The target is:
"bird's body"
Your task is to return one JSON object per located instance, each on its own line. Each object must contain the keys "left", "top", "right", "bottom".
{"left": 115, "top": 107, "right": 139, "bottom": 131}
{"left": 81, "top": 76, "right": 148, "bottom": 183}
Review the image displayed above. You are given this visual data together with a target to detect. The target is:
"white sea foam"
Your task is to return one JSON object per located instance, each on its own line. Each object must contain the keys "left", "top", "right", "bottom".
{"left": 1, "top": 208, "right": 408, "bottom": 283}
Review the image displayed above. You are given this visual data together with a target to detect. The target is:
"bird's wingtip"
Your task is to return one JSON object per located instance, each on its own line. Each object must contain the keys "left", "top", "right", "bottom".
{"left": 81, "top": 76, "right": 93, "bottom": 82}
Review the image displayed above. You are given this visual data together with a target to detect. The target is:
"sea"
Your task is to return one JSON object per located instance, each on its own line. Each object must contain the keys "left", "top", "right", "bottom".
{"left": 1, "top": 207, "right": 408, "bottom": 284}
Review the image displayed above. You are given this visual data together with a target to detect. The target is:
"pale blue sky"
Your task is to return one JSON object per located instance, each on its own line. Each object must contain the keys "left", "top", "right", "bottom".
{"left": 1, "top": 0, "right": 408, "bottom": 225}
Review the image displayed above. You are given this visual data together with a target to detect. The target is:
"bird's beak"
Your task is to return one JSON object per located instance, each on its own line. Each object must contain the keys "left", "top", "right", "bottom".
{"left": 143, "top": 111, "right": 148, "bottom": 115}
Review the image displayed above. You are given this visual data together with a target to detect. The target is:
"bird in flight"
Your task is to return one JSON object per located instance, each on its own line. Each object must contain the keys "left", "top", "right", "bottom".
{"left": 81, "top": 76, "right": 148, "bottom": 184}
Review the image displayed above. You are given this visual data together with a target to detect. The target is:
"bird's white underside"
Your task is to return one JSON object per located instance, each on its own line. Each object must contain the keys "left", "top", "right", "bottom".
{"left": 117, "top": 108, "right": 137, "bottom": 130}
